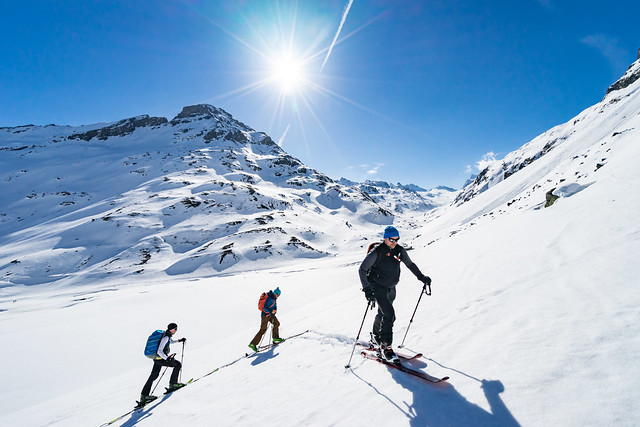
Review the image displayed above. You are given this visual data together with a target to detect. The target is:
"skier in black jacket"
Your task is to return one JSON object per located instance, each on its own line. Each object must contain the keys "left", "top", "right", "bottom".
{"left": 359, "top": 226, "right": 431, "bottom": 363}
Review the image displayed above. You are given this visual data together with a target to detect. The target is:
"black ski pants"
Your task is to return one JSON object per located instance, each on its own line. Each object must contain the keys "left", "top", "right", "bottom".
{"left": 141, "top": 358, "right": 182, "bottom": 396}
{"left": 372, "top": 286, "right": 396, "bottom": 345}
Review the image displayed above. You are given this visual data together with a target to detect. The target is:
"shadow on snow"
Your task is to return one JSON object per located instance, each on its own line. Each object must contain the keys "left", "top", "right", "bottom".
{"left": 353, "top": 356, "right": 520, "bottom": 427}
{"left": 250, "top": 346, "right": 280, "bottom": 366}
{"left": 120, "top": 392, "right": 174, "bottom": 427}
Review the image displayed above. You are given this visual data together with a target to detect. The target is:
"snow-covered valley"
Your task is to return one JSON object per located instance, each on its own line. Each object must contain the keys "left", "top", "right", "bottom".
{"left": 1, "top": 58, "right": 639, "bottom": 426}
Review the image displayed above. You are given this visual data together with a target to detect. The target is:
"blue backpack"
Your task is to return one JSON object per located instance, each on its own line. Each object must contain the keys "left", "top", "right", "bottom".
{"left": 144, "top": 330, "right": 164, "bottom": 359}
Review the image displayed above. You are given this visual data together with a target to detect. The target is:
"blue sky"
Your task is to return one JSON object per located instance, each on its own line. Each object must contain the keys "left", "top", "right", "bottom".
{"left": 1, "top": 0, "right": 638, "bottom": 189}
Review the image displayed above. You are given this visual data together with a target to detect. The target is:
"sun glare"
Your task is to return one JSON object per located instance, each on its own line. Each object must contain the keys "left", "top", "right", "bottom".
{"left": 210, "top": 1, "right": 383, "bottom": 147}
{"left": 271, "top": 54, "right": 305, "bottom": 94}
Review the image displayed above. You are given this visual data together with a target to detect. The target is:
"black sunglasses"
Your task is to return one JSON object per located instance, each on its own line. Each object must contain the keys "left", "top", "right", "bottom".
{"left": 388, "top": 237, "right": 399, "bottom": 242}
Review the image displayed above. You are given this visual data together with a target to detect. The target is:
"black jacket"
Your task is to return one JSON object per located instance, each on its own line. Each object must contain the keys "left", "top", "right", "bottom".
{"left": 359, "top": 242, "right": 426, "bottom": 289}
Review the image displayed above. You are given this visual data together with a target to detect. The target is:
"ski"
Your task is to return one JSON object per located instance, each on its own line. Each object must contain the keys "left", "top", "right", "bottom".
{"left": 164, "top": 385, "right": 185, "bottom": 395}
{"left": 399, "top": 352, "right": 422, "bottom": 361}
{"left": 244, "top": 329, "right": 309, "bottom": 356}
{"left": 108, "top": 409, "right": 137, "bottom": 426}
{"left": 102, "top": 399, "right": 151, "bottom": 426}
{"left": 356, "top": 341, "right": 423, "bottom": 360}
{"left": 163, "top": 379, "right": 192, "bottom": 394}
{"left": 101, "top": 394, "right": 161, "bottom": 426}
{"left": 102, "top": 330, "right": 309, "bottom": 426}
{"left": 134, "top": 395, "right": 158, "bottom": 409}
{"left": 245, "top": 341, "right": 282, "bottom": 357}
{"left": 360, "top": 350, "right": 449, "bottom": 383}
{"left": 102, "top": 408, "right": 138, "bottom": 426}
{"left": 198, "top": 330, "right": 310, "bottom": 380}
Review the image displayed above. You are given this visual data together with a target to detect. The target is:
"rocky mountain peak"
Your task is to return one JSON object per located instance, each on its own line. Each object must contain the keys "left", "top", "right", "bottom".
{"left": 171, "top": 104, "right": 253, "bottom": 132}
{"left": 173, "top": 104, "right": 225, "bottom": 119}
{"left": 605, "top": 52, "right": 640, "bottom": 96}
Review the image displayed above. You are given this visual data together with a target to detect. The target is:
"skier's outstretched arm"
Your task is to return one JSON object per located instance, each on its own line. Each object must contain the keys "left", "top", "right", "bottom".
{"left": 400, "top": 247, "right": 430, "bottom": 284}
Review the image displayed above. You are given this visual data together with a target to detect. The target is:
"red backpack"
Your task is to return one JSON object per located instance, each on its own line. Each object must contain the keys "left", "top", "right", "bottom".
{"left": 258, "top": 292, "right": 268, "bottom": 311}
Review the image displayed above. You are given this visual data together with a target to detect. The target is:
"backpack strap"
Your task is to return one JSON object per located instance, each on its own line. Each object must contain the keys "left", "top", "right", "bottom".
{"left": 369, "top": 242, "right": 384, "bottom": 267}
{"left": 365, "top": 242, "right": 385, "bottom": 281}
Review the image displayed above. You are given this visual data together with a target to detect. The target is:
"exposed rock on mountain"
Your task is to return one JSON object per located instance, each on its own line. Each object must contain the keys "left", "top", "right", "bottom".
{"left": 68, "top": 115, "right": 168, "bottom": 141}
{"left": 454, "top": 57, "right": 640, "bottom": 207}
{"left": 0, "top": 105, "right": 395, "bottom": 286}
{"left": 338, "top": 179, "right": 456, "bottom": 215}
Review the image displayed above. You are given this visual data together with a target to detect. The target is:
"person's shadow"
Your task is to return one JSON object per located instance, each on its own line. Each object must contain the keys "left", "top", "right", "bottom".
{"left": 353, "top": 356, "right": 520, "bottom": 426}
{"left": 120, "top": 392, "right": 173, "bottom": 427}
{"left": 250, "top": 346, "right": 280, "bottom": 366}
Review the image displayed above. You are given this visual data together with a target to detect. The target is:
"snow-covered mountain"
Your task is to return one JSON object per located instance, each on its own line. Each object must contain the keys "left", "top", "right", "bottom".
{"left": 0, "top": 104, "right": 396, "bottom": 287}
{"left": 454, "top": 57, "right": 640, "bottom": 210}
{"left": 1, "top": 57, "right": 639, "bottom": 427}
{"left": 338, "top": 178, "right": 457, "bottom": 214}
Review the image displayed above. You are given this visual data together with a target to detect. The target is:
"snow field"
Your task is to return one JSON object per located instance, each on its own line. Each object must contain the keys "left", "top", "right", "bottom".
{"left": 2, "top": 62, "right": 639, "bottom": 426}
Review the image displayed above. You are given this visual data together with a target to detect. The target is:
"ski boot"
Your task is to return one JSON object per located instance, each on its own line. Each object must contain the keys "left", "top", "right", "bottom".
{"left": 380, "top": 343, "right": 400, "bottom": 365}
{"left": 369, "top": 332, "right": 382, "bottom": 350}
{"left": 272, "top": 338, "right": 284, "bottom": 344}
{"left": 248, "top": 343, "right": 258, "bottom": 352}
{"left": 165, "top": 383, "right": 186, "bottom": 394}
{"left": 135, "top": 394, "right": 157, "bottom": 408}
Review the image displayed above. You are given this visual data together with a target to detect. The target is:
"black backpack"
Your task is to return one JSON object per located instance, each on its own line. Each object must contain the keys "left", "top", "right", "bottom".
{"left": 365, "top": 242, "right": 383, "bottom": 280}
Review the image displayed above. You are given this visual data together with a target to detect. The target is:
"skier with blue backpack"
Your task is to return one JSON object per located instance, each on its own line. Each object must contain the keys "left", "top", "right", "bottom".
{"left": 359, "top": 226, "right": 431, "bottom": 364}
{"left": 248, "top": 287, "right": 284, "bottom": 352}
{"left": 139, "top": 323, "right": 187, "bottom": 406}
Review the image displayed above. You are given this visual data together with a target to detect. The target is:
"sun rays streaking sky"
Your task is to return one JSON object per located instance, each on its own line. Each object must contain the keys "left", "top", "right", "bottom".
{"left": 198, "top": 0, "right": 383, "bottom": 174}
{"left": 1, "top": 0, "right": 639, "bottom": 188}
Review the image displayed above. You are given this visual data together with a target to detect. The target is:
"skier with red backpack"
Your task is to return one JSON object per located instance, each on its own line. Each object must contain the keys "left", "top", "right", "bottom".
{"left": 248, "top": 287, "right": 284, "bottom": 352}
{"left": 359, "top": 226, "right": 431, "bottom": 364}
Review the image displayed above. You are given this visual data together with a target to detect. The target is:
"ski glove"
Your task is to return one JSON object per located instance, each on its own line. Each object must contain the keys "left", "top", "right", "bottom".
{"left": 363, "top": 287, "right": 376, "bottom": 303}
{"left": 178, "top": 338, "right": 187, "bottom": 343}
{"left": 420, "top": 276, "right": 431, "bottom": 286}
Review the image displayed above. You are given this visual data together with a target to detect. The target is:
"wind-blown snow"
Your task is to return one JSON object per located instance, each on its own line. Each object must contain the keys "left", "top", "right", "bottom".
{"left": 1, "top": 60, "right": 639, "bottom": 426}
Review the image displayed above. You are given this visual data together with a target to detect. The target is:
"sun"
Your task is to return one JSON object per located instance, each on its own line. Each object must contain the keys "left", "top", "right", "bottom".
{"left": 211, "top": 1, "right": 381, "bottom": 141}
{"left": 270, "top": 53, "right": 306, "bottom": 94}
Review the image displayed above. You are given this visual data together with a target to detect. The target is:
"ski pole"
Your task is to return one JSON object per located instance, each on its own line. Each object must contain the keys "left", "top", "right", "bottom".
{"left": 150, "top": 365, "right": 169, "bottom": 395}
{"left": 179, "top": 341, "right": 185, "bottom": 383}
{"left": 398, "top": 283, "right": 431, "bottom": 349}
{"left": 258, "top": 322, "right": 272, "bottom": 348}
{"left": 345, "top": 301, "right": 373, "bottom": 369}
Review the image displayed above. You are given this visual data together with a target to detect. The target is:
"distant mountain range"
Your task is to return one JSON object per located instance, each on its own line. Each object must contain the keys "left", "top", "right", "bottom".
{"left": 2, "top": 54, "right": 638, "bottom": 289}
{"left": 0, "top": 104, "right": 452, "bottom": 286}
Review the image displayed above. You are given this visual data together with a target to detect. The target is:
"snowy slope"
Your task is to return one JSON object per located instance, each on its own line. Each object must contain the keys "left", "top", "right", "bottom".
{"left": 454, "top": 58, "right": 640, "bottom": 211}
{"left": 1, "top": 59, "right": 639, "bottom": 427}
{"left": 0, "top": 105, "right": 395, "bottom": 289}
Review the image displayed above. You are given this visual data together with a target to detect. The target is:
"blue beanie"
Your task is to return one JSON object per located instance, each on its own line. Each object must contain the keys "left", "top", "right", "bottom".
{"left": 383, "top": 226, "right": 399, "bottom": 239}
{"left": 273, "top": 287, "right": 281, "bottom": 296}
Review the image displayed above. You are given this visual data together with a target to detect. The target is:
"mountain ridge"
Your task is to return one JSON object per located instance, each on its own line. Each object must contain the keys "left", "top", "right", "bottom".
{"left": 454, "top": 57, "right": 640, "bottom": 208}
{"left": 2, "top": 54, "right": 639, "bottom": 289}
{"left": 0, "top": 105, "right": 399, "bottom": 287}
